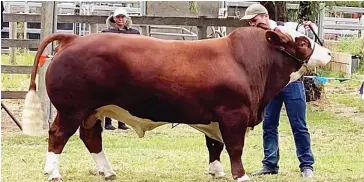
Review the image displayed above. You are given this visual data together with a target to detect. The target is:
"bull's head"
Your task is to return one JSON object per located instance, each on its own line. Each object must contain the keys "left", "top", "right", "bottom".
{"left": 265, "top": 26, "right": 332, "bottom": 68}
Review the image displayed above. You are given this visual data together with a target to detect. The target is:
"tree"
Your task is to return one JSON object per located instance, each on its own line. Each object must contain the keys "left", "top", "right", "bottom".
{"left": 259, "top": 1, "right": 275, "bottom": 20}
{"left": 275, "top": 1, "right": 286, "bottom": 22}
{"left": 259, "top": 1, "right": 286, "bottom": 21}
{"left": 298, "top": 1, "right": 310, "bottom": 21}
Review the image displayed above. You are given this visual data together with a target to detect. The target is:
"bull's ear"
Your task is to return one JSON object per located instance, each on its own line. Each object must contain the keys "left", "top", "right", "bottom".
{"left": 265, "top": 30, "right": 285, "bottom": 47}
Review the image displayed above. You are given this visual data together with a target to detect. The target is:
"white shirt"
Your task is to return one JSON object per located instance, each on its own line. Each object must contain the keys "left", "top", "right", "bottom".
{"left": 269, "top": 20, "right": 319, "bottom": 40}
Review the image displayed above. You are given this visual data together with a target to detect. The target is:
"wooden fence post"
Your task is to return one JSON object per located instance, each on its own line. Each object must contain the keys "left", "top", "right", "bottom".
{"left": 40, "top": 1, "right": 55, "bottom": 54}
{"left": 89, "top": 23, "right": 98, "bottom": 34}
{"left": 38, "top": 58, "right": 53, "bottom": 128}
{"left": 9, "top": 21, "right": 17, "bottom": 64}
{"left": 318, "top": 3, "right": 325, "bottom": 41}
{"left": 361, "top": 17, "right": 364, "bottom": 38}
{"left": 140, "top": 26, "right": 150, "bottom": 36}
{"left": 89, "top": 12, "right": 98, "bottom": 34}
{"left": 39, "top": 1, "right": 55, "bottom": 129}
{"left": 139, "top": 1, "right": 150, "bottom": 36}
{"left": 197, "top": 25, "right": 207, "bottom": 40}
{"left": 197, "top": 16, "right": 207, "bottom": 40}
{"left": 74, "top": 2, "right": 80, "bottom": 35}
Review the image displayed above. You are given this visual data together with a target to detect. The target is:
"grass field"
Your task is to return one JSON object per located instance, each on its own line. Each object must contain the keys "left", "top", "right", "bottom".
{"left": 1, "top": 53, "right": 364, "bottom": 181}
{"left": 1, "top": 52, "right": 34, "bottom": 91}
{"left": 2, "top": 105, "right": 364, "bottom": 182}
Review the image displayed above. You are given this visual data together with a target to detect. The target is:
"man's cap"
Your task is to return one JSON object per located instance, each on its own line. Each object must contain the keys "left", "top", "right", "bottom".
{"left": 113, "top": 8, "right": 128, "bottom": 17}
{"left": 241, "top": 3, "right": 268, "bottom": 20}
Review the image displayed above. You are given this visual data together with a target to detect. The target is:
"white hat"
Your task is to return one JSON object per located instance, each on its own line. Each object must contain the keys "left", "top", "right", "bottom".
{"left": 241, "top": 3, "right": 268, "bottom": 20}
{"left": 113, "top": 8, "right": 128, "bottom": 17}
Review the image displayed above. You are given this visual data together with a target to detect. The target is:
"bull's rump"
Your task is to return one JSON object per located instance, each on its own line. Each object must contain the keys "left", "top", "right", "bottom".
{"left": 46, "top": 33, "right": 242, "bottom": 123}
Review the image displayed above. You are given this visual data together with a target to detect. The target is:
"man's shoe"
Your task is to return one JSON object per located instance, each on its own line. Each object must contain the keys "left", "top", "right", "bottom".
{"left": 105, "top": 125, "right": 116, "bottom": 130}
{"left": 301, "top": 168, "right": 314, "bottom": 178}
{"left": 251, "top": 168, "right": 278, "bottom": 176}
{"left": 118, "top": 124, "right": 130, "bottom": 130}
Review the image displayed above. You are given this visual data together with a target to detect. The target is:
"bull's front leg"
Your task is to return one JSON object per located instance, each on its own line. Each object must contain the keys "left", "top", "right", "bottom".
{"left": 217, "top": 106, "right": 250, "bottom": 182}
{"left": 205, "top": 135, "right": 226, "bottom": 178}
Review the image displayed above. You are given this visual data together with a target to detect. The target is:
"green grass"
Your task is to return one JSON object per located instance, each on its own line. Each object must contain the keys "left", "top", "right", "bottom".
{"left": 324, "top": 77, "right": 364, "bottom": 113}
{"left": 2, "top": 107, "right": 364, "bottom": 182}
{"left": 334, "top": 37, "right": 364, "bottom": 74}
{"left": 1, "top": 52, "right": 35, "bottom": 65}
{"left": 328, "top": 96, "right": 364, "bottom": 113}
{"left": 316, "top": 68, "right": 346, "bottom": 78}
{"left": 1, "top": 53, "right": 35, "bottom": 91}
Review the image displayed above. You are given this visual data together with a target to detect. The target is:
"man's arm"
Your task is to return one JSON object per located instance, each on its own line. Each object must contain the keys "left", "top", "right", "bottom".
{"left": 302, "top": 21, "right": 319, "bottom": 40}
{"left": 282, "top": 21, "right": 319, "bottom": 40}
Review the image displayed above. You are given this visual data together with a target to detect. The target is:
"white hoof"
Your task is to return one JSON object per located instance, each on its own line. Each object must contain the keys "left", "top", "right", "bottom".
{"left": 208, "top": 160, "right": 226, "bottom": 178}
{"left": 236, "top": 174, "right": 250, "bottom": 182}
{"left": 44, "top": 152, "right": 62, "bottom": 181}
{"left": 48, "top": 175, "right": 62, "bottom": 181}
{"left": 91, "top": 151, "right": 116, "bottom": 178}
{"left": 105, "top": 174, "right": 117, "bottom": 181}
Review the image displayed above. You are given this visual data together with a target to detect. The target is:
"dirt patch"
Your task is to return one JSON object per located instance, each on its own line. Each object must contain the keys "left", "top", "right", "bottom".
{"left": 1, "top": 99, "right": 58, "bottom": 135}
{"left": 309, "top": 86, "right": 364, "bottom": 123}
{"left": 325, "top": 101, "right": 364, "bottom": 123}
{"left": 1, "top": 99, "right": 24, "bottom": 134}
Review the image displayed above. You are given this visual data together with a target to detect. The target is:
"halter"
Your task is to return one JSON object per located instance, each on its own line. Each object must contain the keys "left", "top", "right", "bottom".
{"left": 275, "top": 28, "right": 315, "bottom": 66}
{"left": 295, "top": 20, "right": 324, "bottom": 46}
{"left": 257, "top": 22, "right": 317, "bottom": 66}
{"left": 279, "top": 44, "right": 313, "bottom": 66}
{"left": 283, "top": 20, "right": 324, "bottom": 65}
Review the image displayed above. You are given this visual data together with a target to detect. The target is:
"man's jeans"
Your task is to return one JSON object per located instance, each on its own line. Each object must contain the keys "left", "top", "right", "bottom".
{"left": 262, "top": 80, "right": 314, "bottom": 172}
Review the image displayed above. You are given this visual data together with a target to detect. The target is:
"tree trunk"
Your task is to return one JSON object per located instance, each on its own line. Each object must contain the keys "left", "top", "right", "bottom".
{"left": 259, "top": 1, "right": 286, "bottom": 21}
{"left": 259, "top": 1, "right": 276, "bottom": 20}
{"left": 275, "top": 1, "right": 286, "bottom": 22}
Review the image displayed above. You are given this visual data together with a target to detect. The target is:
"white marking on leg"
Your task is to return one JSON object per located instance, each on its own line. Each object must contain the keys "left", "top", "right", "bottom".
{"left": 91, "top": 151, "right": 116, "bottom": 178}
{"left": 208, "top": 160, "right": 226, "bottom": 178}
{"left": 44, "top": 152, "right": 62, "bottom": 180}
{"left": 236, "top": 174, "right": 250, "bottom": 182}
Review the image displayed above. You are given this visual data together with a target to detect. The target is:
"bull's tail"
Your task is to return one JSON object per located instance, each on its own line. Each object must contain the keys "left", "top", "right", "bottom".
{"left": 22, "top": 34, "right": 77, "bottom": 136}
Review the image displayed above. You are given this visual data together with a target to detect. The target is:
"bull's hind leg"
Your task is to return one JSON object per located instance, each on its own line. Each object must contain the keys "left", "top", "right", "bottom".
{"left": 44, "top": 113, "right": 80, "bottom": 181}
{"left": 79, "top": 120, "right": 116, "bottom": 180}
{"left": 205, "top": 135, "right": 226, "bottom": 178}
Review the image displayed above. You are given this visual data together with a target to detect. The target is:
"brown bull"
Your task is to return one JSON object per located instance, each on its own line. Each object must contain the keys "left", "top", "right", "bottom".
{"left": 22, "top": 25, "right": 331, "bottom": 182}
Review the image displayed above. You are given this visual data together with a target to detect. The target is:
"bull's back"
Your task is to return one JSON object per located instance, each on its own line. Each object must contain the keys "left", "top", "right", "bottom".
{"left": 46, "top": 33, "right": 242, "bottom": 122}
{"left": 53, "top": 33, "right": 236, "bottom": 90}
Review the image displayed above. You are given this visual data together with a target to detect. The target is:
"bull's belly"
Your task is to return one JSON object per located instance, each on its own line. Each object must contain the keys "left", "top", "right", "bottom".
{"left": 95, "top": 105, "right": 224, "bottom": 143}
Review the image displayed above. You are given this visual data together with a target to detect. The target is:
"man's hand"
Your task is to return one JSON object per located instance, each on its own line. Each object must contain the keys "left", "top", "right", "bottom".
{"left": 303, "top": 21, "right": 313, "bottom": 31}
{"left": 303, "top": 21, "right": 313, "bottom": 26}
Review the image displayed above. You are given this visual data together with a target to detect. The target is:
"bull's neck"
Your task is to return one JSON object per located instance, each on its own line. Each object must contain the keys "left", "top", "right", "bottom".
{"left": 229, "top": 32, "right": 301, "bottom": 121}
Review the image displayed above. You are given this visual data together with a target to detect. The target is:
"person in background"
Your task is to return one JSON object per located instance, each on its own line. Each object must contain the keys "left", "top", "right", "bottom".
{"left": 240, "top": 3, "right": 316, "bottom": 178}
{"left": 101, "top": 8, "right": 140, "bottom": 130}
{"left": 101, "top": 7, "right": 140, "bottom": 35}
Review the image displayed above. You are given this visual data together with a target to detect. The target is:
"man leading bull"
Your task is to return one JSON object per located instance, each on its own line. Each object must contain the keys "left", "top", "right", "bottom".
{"left": 241, "top": 3, "right": 316, "bottom": 178}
